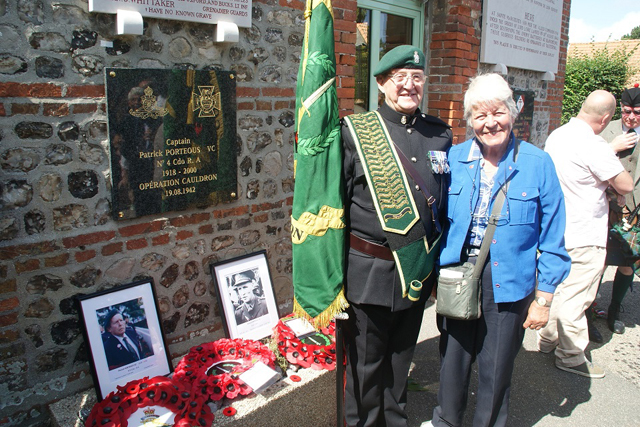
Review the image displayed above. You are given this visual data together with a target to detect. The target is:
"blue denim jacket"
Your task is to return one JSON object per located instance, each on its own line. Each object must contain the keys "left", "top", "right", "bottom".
{"left": 440, "top": 135, "right": 571, "bottom": 303}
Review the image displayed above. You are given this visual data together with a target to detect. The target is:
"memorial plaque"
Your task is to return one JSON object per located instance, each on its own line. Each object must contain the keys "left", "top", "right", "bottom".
{"left": 480, "top": 0, "right": 562, "bottom": 73}
{"left": 89, "top": 0, "right": 252, "bottom": 28}
{"left": 106, "top": 68, "right": 238, "bottom": 220}
{"left": 512, "top": 89, "right": 535, "bottom": 142}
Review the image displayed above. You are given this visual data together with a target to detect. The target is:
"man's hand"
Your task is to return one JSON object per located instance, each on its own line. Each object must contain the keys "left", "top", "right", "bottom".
{"left": 610, "top": 132, "right": 638, "bottom": 154}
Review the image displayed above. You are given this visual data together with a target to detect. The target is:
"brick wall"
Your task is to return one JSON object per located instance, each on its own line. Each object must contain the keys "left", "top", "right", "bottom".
{"left": 0, "top": 1, "right": 302, "bottom": 424}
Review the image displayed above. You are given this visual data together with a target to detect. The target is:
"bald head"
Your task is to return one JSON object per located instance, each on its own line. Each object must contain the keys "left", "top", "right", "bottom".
{"left": 577, "top": 90, "right": 616, "bottom": 134}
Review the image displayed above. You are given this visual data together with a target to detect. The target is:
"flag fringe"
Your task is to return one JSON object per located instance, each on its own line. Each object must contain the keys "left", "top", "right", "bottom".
{"left": 292, "top": 288, "right": 349, "bottom": 329}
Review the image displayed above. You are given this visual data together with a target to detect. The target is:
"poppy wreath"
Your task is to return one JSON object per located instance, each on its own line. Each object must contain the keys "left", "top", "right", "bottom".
{"left": 173, "top": 338, "right": 276, "bottom": 402}
{"left": 84, "top": 376, "right": 213, "bottom": 427}
{"left": 273, "top": 314, "right": 337, "bottom": 371}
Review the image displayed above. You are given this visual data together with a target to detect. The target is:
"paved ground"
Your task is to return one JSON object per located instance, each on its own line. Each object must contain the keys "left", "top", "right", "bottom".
{"left": 406, "top": 266, "right": 640, "bottom": 426}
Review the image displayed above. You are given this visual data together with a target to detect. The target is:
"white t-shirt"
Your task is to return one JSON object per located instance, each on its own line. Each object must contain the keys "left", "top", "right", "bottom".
{"left": 545, "top": 118, "right": 624, "bottom": 249}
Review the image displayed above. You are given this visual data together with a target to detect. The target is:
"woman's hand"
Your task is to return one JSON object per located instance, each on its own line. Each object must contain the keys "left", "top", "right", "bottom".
{"left": 522, "top": 291, "right": 553, "bottom": 330}
{"left": 523, "top": 303, "right": 549, "bottom": 330}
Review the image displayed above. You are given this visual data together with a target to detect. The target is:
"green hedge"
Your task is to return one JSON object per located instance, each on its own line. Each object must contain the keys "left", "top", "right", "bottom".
{"left": 562, "top": 43, "right": 637, "bottom": 125}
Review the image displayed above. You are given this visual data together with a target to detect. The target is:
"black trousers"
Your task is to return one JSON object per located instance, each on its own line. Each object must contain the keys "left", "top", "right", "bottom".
{"left": 432, "top": 257, "right": 533, "bottom": 427}
{"left": 344, "top": 301, "right": 425, "bottom": 427}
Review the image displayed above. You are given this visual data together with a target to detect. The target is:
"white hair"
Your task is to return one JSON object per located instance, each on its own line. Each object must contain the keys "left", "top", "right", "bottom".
{"left": 463, "top": 73, "right": 518, "bottom": 124}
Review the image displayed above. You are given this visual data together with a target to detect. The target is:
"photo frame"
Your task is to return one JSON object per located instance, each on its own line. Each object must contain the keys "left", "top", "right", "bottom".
{"left": 77, "top": 279, "right": 173, "bottom": 401}
{"left": 210, "top": 250, "right": 280, "bottom": 340}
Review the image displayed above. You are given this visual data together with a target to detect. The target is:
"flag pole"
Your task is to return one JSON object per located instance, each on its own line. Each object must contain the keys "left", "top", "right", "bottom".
{"left": 334, "top": 312, "right": 348, "bottom": 426}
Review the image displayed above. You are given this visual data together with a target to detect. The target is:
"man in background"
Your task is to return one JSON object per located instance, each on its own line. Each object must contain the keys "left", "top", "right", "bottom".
{"left": 599, "top": 86, "right": 640, "bottom": 335}
{"left": 539, "top": 90, "right": 633, "bottom": 378}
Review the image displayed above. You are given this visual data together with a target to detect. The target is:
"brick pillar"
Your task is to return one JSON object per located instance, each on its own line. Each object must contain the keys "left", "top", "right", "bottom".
{"left": 427, "top": 0, "right": 482, "bottom": 144}
{"left": 535, "top": 0, "right": 570, "bottom": 134}
{"left": 333, "top": 0, "right": 358, "bottom": 117}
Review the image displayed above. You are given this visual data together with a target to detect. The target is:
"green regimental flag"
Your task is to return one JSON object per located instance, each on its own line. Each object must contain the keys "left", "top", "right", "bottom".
{"left": 291, "top": 0, "right": 348, "bottom": 328}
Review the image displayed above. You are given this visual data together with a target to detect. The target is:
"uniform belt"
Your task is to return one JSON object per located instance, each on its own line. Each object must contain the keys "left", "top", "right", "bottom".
{"left": 349, "top": 233, "right": 394, "bottom": 261}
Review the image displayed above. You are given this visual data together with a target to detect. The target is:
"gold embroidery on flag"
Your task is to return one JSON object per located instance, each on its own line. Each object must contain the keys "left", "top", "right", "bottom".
{"left": 291, "top": 205, "right": 345, "bottom": 244}
{"left": 293, "top": 288, "right": 348, "bottom": 330}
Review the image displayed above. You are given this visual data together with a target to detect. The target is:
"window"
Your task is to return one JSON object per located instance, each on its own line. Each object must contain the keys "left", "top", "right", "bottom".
{"left": 355, "top": 0, "right": 425, "bottom": 113}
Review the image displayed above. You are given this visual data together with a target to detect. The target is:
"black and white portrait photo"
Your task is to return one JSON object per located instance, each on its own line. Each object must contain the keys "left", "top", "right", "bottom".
{"left": 228, "top": 270, "right": 269, "bottom": 325}
{"left": 211, "top": 251, "right": 280, "bottom": 340}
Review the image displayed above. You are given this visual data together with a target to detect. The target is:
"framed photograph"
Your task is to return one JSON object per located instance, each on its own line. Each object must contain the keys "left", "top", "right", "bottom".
{"left": 77, "top": 279, "right": 173, "bottom": 401}
{"left": 210, "top": 250, "right": 280, "bottom": 340}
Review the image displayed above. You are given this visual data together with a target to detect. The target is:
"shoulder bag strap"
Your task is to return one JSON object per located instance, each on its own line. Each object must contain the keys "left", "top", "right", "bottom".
{"left": 472, "top": 139, "right": 520, "bottom": 278}
{"left": 472, "top": 189, "right": 506, "bottom": 278}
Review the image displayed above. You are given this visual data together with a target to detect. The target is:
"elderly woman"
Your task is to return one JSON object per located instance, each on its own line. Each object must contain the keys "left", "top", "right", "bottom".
{"left": 427, "top": 73, "right": 571, "bottom": 427}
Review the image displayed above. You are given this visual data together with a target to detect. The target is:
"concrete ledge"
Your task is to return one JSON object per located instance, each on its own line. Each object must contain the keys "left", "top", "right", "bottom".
{"left": 49, "top": 390, "right": 97, "bottom": 427}
{"left": 213, "top": 367, "right": 336, "bottom": 426}
{"left": 48, "top": 368, "right": 336, "bottom": 427}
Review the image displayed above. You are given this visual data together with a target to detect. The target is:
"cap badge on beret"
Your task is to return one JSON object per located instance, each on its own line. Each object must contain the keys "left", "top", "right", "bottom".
{"left": 373, "top": 45, "right": 425, "bottom": 76}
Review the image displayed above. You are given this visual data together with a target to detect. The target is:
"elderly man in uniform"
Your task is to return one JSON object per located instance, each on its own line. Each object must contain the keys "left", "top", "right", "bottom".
{"left": 596, "top": 85, "right": 640, "bottom": 336}
{"left": 341, "top": 45, "right": 452, "bottom": 426}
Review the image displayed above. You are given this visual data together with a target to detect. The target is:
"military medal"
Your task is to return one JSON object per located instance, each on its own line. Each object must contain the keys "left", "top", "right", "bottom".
{"left": 428, "top": 150, "right": 450, "bottom": 174}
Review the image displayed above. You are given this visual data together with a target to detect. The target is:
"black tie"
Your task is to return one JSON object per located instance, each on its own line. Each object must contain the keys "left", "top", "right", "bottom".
{"left": 619, "top": 129, "right": 637, "bottom": 158}
{"left": 123, "top": 336, "right": 139, "bottom": 360}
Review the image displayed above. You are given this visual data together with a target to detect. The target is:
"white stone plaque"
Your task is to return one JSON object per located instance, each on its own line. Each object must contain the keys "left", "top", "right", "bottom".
{"left": 480, "top": 0, "right": 562, "bottom": 73}
{"left": 89, "top": 0, "right": 251, "bottom": 28}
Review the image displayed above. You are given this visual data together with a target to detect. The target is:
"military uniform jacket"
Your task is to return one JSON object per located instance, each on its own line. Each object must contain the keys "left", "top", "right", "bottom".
{"left": 602, "top": 119, "right": 640, "bottom": 210}
{"left": 342, "top": 102, "right": 452, "bottom": 311}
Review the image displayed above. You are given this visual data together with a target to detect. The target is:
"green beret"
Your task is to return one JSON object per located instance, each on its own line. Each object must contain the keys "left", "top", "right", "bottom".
{"left": 373, "top": 45, "right": 425, "bottom": 77}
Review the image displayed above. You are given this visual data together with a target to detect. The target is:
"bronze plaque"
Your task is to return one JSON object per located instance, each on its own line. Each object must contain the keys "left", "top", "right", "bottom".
{"left": 512, "top": 90, "right": 535, "bottom": 142}
{"left": 106, "top": 68, "right": 237, "bottom": 220}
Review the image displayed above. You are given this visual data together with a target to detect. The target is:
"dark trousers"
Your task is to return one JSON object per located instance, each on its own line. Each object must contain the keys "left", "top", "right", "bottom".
{"left": 344, "top": 301, "right": 425, "bottom": 427}
{"left": 432, "top": 257, "right": 533, "bottom": 427}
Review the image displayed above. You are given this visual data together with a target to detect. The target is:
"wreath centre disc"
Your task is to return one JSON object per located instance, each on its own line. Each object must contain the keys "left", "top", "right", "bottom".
{"left": 300, "top": 333, "right": 331, "bottom": 346}
{"left": 127, "top": 405, "right": 176, "bottom": 427}
{"left": 207, "top": 360, "right": 242, "bottom": 376}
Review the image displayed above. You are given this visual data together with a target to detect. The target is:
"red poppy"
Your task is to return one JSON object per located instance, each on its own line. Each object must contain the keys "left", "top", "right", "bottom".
{"left": 173, "top": 338, "right": 276, "bottom": 402}
{"left": 84, "top": 376, "right": 212, "bottom": 427}
{"left": 290, "top": 374, "right": 302, "bottom": 382}
{"left": 223, "top": 406, "right": 237, "bottom": 416}
{"left": 274, "top": 315, "right": 337, "bottom": 372}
